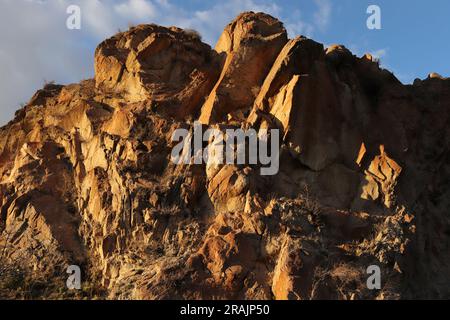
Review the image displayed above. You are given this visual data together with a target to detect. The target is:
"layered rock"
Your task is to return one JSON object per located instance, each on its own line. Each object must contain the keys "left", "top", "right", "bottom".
{"left": 1, "top": 12, "right": 450, "bottom": 300}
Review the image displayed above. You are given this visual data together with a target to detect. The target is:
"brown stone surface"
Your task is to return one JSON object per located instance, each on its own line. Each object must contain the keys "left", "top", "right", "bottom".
{"left": 1, "top": 12, "right": 450, "bottom": 300}
{"left": 94, "top": 24, "right": 220, "bottom": 119}
{"left": 199, "top": 12, "right": 288, "bottom": 124}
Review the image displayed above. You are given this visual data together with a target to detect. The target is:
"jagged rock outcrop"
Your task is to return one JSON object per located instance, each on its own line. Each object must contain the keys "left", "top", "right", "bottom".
{"left": 199, "top": 12, "right": 288, "bottom": 124}
{"left": 1, "top": 12, "right": 450, "bottom": 300}
{"left": 95, "top": 24, "right": 220, "bottom": 119}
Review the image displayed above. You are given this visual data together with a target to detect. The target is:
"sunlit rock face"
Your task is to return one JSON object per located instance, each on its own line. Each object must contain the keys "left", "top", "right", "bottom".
{"left": 1, "top": 11, "right": 450, "bottom": 300}
{"left": 199, "top": 12, "right": 288, "bottom": 124}
{"left": 94, "top": 24, "right": 220, "bottom": 120}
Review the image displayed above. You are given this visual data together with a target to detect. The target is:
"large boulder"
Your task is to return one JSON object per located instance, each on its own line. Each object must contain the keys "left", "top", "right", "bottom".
{"left": 95, "top": 25, "right": 220, "bottom": 119}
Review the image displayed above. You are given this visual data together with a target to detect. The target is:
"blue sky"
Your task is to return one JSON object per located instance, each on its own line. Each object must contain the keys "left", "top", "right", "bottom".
{"left": 0, "top": 0, "right": 449, "bottom": 125}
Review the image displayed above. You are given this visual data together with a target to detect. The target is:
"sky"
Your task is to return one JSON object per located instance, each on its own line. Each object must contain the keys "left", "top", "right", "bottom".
{"left": 0, "top": 0, "right": 449, "bottom": 125}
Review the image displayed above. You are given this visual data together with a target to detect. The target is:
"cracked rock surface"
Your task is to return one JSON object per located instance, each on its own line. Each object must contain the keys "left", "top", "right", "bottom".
{"left": 1, "top": 12, "right": 450, "bottom": 300}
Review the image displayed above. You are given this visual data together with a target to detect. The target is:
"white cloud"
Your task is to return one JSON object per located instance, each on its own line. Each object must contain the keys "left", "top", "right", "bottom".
{"left": 79, "top": 0, "right": 284, "bottom": 46}
{"left": 123, "top": 0, "right": 283, "bottom": 45}
{"left": 314, "top": 0, "right": 332, "bottom": 32}
{"left": 284, "top": 1, "right": 332, "bottom": 38}
{"left": 284, "top": 9, "right": 314, "bottom": 38}
{"left": 285, "top": 21, "right": 314, "bottom": 38}
{"left": 0, "top": 0, "right": 92, "bottom": 125}
{"left": 114, "top": 0, "right": 156, "bottom": 20}
{"left": 371, "top": 48, "right": 388, "bottom": 60}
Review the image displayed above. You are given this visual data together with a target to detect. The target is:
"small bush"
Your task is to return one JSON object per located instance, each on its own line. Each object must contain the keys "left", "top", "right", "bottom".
{"left": 183, "top": 29, "right": 202, "bottom": 41}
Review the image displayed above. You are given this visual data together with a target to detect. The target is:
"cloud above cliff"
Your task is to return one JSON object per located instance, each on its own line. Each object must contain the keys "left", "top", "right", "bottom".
{"left": 0, "top": 0, "right": 330, "bottom": 125}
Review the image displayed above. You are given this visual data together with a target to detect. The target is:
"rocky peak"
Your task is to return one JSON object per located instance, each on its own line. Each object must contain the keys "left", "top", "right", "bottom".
{"left": 95, "top": 24, "right": 220, "bottom": 119}
{"left": 215, "top": 11, "right": 287, "bottom": 53}
{"left": 199, "top": 12, "right": 288, "bottom": 124}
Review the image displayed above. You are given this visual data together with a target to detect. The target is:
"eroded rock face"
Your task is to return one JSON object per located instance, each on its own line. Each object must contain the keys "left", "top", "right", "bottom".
{"left": 199, "top": 12, "right": 288, "bottom": 124}
{"left": 1, "top": 12, "right": 450, "bottom": 300}
{"left": 95, "top": 24, "right": 220, "bottom": 119}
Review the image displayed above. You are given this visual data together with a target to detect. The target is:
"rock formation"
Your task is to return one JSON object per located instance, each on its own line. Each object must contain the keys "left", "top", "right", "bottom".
{"left": 1, "top": 12, "right": 449, "bottom": 300}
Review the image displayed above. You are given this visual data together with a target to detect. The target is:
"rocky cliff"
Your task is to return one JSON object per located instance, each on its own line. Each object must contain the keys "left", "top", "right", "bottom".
{"left": 0, "top": 12, "right": 449, "bottom": 300}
